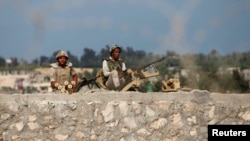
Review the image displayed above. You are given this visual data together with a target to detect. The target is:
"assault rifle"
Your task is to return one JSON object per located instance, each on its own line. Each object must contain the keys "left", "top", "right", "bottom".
{"left": 74, "top": 76, "right": 101, "bottom": 92}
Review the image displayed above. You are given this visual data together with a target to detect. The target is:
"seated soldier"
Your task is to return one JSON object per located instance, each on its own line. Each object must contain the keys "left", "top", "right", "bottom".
{"left": 102, "top": 45, "right": 131, "bottom": 91}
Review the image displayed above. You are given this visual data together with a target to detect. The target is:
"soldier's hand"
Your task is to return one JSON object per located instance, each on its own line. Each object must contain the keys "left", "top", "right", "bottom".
{"left": 118, "top": 70, "right": 123, "bottom": 78}
{"left": 51, "top": 81, "right": 59, "bottom": 89}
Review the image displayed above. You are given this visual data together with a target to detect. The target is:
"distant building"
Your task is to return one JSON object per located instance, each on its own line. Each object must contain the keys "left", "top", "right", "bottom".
{"left": 242, "top": 69, "right": 250, "bottom": 81}
{"left": 5, "top": 59, "right": 12, "bottom": 65}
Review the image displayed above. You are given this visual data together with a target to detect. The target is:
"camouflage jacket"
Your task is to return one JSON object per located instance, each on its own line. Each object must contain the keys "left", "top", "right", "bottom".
{"left": 49, "top": 62, "right": 77, "bottom": 85}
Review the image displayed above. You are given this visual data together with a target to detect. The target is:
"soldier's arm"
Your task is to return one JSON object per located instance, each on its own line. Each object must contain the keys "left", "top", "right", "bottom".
{"left": 119, "top": 62, "right": 127, "bottom": 78}
{"left": 73, "top": 74, "right": 78, "bottom": 84}
{"left": 102, "top": 60, "right": 111, "bottom": 77}
{"left": 122, "top": 62, "right": 127, "bottom": 71}
{"left": 70, "top": 67, "right": 78, "bottom": 88}
{"left": 49, "top": 67, "right": 57, "bottom": 88}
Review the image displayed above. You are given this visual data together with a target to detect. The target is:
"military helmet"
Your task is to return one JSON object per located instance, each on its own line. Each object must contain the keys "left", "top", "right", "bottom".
{"left": 56, "top": 50, "right": 68, "bottom": 59}
{"left": 110, "top": 44, "right": 122, "bottom": 55}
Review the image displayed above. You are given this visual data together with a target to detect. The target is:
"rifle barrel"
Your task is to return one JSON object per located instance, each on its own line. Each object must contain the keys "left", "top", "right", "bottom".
{"left": 140, "top": 57, "right": 165, "bottom": 69}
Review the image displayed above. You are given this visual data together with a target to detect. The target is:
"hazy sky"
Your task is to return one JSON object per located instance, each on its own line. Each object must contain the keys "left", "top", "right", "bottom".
{"left": 0, "top": 0, "right": 250, "bottom": 62}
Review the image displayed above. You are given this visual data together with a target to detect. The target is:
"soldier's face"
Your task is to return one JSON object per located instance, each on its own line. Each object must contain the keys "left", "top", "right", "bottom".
{"left": 112, "top": 48, "right": 120, "bottom": 60}
{"left": 57, "top": 56, "right": 67, "bottom": 65}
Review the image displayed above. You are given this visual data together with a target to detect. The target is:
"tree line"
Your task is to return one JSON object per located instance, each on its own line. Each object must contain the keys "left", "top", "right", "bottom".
{"left": 0, "top": 45, "right": 250, "bottom": 93}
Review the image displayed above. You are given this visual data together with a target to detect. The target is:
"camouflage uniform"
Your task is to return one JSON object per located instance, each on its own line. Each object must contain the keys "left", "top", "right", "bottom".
{"left": 50, "top": 62, "right": 77, "bottom": 86}
{"left": 102, "top": 45, "right": 128, "bottom": 90}
{"left": 49, "top": 50, "right": 78, "bottom": 92}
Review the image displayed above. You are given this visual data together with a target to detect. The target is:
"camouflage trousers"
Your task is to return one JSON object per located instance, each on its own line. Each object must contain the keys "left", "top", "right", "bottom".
{"left": 105, "top": 70, "right": 131, "bottom": 91}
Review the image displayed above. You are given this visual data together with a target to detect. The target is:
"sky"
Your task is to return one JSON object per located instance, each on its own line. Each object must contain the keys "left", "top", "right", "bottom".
{"left": 0, "top": 0, "right": 250, "bottom": 62}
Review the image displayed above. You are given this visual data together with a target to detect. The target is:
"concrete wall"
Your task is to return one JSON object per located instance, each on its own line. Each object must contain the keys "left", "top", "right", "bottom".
{"left": 0, "top": 90, "right": 250, "bottom": 141}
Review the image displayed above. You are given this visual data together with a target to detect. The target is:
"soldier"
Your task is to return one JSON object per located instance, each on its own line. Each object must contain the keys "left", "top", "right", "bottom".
{"left": 49, "top": 50, "right": 78, "bottom": 94}
{"left": 102, "top": 45, "right": 130, "bottom": 91}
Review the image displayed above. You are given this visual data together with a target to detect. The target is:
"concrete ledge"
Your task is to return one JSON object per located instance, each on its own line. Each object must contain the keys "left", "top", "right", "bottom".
{"left": 1, "top": 90, "right": 250, "bottom": 140}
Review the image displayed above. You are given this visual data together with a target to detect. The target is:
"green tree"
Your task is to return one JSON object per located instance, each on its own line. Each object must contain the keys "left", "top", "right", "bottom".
{"left": 39, "top": 55, "right": 50, "bottom": 67}
{"left": 232, "top": 70, "right": 249, "bottom": 93}
{"left": 80, "top": 48, "right": 98, "bottom": 67}
{"left": 239, "top": 52, "right": 250, "bottom": 69}
{"left": 67, "top": 51, "right": 80, "bottom": 67}
{"left": 0, "top": 56, "right": 6, "bottom": 67}
{"left": 31, "top": 58, "right": 39, "bottom": 67}
{"left": 165, "top": 51, "right": 181, "bottom": 67}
